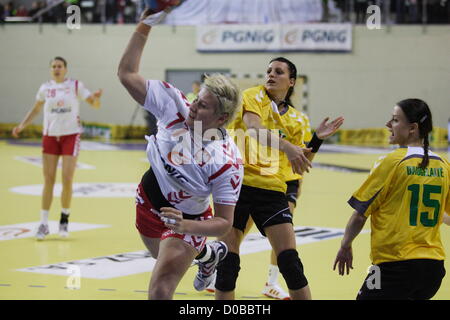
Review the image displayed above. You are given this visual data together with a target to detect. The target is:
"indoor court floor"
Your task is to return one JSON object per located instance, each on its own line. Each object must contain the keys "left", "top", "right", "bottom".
{"left": 1, "top": 139, "right": 449, "bottom": 300}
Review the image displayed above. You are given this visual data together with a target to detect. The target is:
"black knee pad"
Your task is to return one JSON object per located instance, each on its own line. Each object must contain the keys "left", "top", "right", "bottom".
{"left": 277, "top": 249, "right": 308, "bottom": 290}
{"left": 215, "top": 252, "right": 240, "bottom": 292}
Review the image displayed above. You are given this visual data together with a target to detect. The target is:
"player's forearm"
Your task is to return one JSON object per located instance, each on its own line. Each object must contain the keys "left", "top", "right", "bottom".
{"left": 183, "top": 217, "right": 232, "bottom": 237}
{"left": 341, "top": 211, "right": 367, "bottom": 249}
{"left": 118, "top": 24, "right": 150, "bottom": 78}
{"left": 20, "top": 105, "right": 41, "bottom": 128}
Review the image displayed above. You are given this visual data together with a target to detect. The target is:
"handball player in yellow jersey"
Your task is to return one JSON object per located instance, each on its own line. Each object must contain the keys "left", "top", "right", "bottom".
{"left": 334, "top": 98, "right": 450, "bottom": 300}
{"left": 209, "top": 57, "right": 343, "bottom": 300}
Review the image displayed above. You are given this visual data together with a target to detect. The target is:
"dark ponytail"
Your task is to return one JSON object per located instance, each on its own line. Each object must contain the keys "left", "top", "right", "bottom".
{"left": 397, "top": 98, "right": 433, "bottom": 169}
{"left": 270, "top": 57, "right": 297, "bottom": 108}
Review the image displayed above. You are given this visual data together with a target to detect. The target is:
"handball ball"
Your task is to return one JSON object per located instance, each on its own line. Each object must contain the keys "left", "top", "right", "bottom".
{"left": 144, "top": 0, "right": 183, "bottom": 14}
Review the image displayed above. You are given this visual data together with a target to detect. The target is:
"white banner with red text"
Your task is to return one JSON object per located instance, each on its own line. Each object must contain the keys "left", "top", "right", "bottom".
{"left": 197, "top": 23, "right": 352, "bottom": 52}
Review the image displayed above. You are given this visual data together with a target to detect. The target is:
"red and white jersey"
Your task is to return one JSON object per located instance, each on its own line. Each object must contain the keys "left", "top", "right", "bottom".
{"left": 36, "top": 78, "right": 92, "bottom": 136}
{"left": 143, "top": 80, "right": 243, "bottom": 215}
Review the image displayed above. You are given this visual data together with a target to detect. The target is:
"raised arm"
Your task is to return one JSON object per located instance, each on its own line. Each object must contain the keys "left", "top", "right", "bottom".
{"left": 12, "top": 100, "right": 44, "bottom": 138}
{"left": 118, "top": 9, "right": 171, "bottom": 106}
{"left": 117, "top": 24, "right": 149, "bottom": 106}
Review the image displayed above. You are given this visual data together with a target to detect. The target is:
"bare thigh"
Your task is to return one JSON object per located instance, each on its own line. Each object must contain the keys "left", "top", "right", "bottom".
{"left": 140, "top": 233, "right": 160, "bottom": 258}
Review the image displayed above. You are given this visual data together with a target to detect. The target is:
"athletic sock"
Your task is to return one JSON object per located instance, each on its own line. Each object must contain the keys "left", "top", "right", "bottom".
{"left": 60, "top": 208, "right": 70, "bottom": 224}
{"left": 40, "top": 210, "right": 49, "bottom": 225}
{"left": 196, "top": 244, "right": 214, "bottom": 263}
{"left": 267, "top": 264, "right": 279, "bottom": 286}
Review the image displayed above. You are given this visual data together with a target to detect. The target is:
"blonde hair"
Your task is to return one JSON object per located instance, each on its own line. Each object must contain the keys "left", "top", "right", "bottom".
{"left": 202, "top": 73, "right": 242, "bottom": 127}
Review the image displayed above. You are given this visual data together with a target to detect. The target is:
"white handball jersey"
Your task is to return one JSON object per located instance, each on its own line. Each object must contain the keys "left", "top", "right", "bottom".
{"left": 36, "top": 79, "right": 92, "bottom": 136}
{"left": 143, "top": 80, "right": 244, "bottom": 215}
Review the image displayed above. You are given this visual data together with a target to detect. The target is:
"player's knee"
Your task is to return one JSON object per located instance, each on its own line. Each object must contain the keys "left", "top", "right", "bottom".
{"left": 215, "top": 252, "right": 240, "bottom": 292}
{"left": 277, "top": 249, "right": 308, "bottom": 290}
{"left": 149, "top": 281, "right": 173, "bottom": 300}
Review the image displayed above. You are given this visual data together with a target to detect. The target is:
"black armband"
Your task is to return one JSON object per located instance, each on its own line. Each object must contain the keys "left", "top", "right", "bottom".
{"left": 307, "top": 133, "right": 323, "bottom": 153}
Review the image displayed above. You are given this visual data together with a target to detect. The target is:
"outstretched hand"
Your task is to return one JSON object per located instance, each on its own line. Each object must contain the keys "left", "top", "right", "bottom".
{"left": 93, "top": 89, "right": 103, "bottom": 99}
{"left": 315, "top": 116, "right": 345, "bottom": 140}
{"left": 11, "top": 125, "right": 23, "bottom": 138}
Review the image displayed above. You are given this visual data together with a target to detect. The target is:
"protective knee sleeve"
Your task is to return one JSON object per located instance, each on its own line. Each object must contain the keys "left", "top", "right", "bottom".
{"left": 215, "top": 252, "right": 240, "bottom": 292}
{"left": 277, "top": 249, "right": 308, "bottom": 290}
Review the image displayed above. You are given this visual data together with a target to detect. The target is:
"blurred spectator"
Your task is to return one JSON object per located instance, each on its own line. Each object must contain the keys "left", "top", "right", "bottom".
{"left": 4, "top": 1, "right": 15, "bottom": 17}
{"left": 428, "top": 0, "right": 450, "bottom": 23}
{"left": 16, "top": 5, "right": 29, "bottom": 17}
{"left": 105, "top": 0, "right": 118, "bottom": 23}
{"left": 3, "top": 0, "right": 449, "bottom": 24}
{"left": 28, "top": 1, "right": 41, "bottom": 17}
{"left": 395, "top": 0, "right": 420, "bottom": 23}
{"left": 186, "top": 80, "right": 201, "bottom": 103}
{"left": 0, "top": 3, "right": 5, "bottom": 22}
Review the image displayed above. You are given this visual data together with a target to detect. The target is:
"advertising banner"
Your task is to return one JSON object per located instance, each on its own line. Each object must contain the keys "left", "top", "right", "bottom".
{"left": 197, "top": 23, "right": 352, "bottom": 52}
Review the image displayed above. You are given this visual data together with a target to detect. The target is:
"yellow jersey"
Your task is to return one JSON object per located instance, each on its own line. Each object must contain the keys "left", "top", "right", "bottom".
{"left": 228, "top": 85, "right": 297, "bottom": 193}
{"left": 349, "top": 147, "right": 450, "bottom": 265}
{"left": 280, "top": 106, "right": 312, "bottom": 182}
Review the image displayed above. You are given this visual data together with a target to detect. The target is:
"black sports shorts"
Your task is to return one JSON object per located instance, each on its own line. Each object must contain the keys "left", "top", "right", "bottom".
{"left": 286, "top": 179, "right": 300, "bottom": 205}
{"left": 233, "top": 185, "right": 292, "bottom": 237}
{"left": 356, "top": 259, "right": 446, "bottom": 300}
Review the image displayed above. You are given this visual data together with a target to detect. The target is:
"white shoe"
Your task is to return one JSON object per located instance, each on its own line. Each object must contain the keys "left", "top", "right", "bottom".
{"left": 194, "top": 241, "right": 227, "bottom": 291}
{"left": 262, "top": 282, "right": 290, "bottom": 300}
{"left": 59, "top": 222, "right": 69, "bottom": 238}
{"left": 35, "top": 223, "right": 49, "bottom": 240}
{"left": 205, "top": 271, "right": 216, "bottom": 293}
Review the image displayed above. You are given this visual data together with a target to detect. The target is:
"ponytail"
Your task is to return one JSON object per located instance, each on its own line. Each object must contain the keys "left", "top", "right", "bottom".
{"left": 397, "top": 98, "right": 433, "bottom": 169}
{"left": 420, "top": 134, "right": 430, "bottom": 169}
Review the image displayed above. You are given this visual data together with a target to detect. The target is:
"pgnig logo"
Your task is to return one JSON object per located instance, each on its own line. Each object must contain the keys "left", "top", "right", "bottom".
{"left": 221, "top": 30, "right": 275, "bottom": 44}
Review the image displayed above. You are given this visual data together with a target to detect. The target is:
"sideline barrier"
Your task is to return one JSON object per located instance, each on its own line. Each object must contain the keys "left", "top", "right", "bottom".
{"left": 338, "top": 127, "right": 448, "bottom": 148}
{"left": 0, "top": 122, "right": 147, "bottom": 140}
{"left": 1, "top": 123, "right": 448, "bottom": 147}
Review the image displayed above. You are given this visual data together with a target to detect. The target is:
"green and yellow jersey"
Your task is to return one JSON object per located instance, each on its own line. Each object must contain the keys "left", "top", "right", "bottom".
{"left": 280, "top": 106, "right": 312, "bottom": 183}
{"left": 349, "top": 147, "right": 450, "bottom": 265}
{"left": 228, "top": 85, "right": 301, "bottom": 193}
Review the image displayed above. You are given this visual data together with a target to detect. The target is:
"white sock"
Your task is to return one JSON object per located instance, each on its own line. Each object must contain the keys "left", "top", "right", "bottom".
{"left": 61, "top": 208, "right": 70, "bottom": 216}
{"left": 40, "top": 210, "right": 49, "bottom": 224}
{"left": 267, "top": 264, "right": 279, "bottom": 285}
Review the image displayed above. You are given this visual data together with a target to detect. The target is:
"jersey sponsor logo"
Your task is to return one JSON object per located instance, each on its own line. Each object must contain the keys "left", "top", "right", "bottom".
{"left": 50, "top": 107, "right": 72, "bottom": 114}
{"left": 161, "top": 155, "right": 190, "bottom": 183}
{"left": 10, "top": 182, "right": 137, "bottom": 198}
{"left": 0, "top": 221, "right": 109, "bottom": 241}
{"left": 167, "top": 151, "right": 191, "bottom": 166}
{"left": 16, "top": 226, "right": 368, "bottom": 278}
